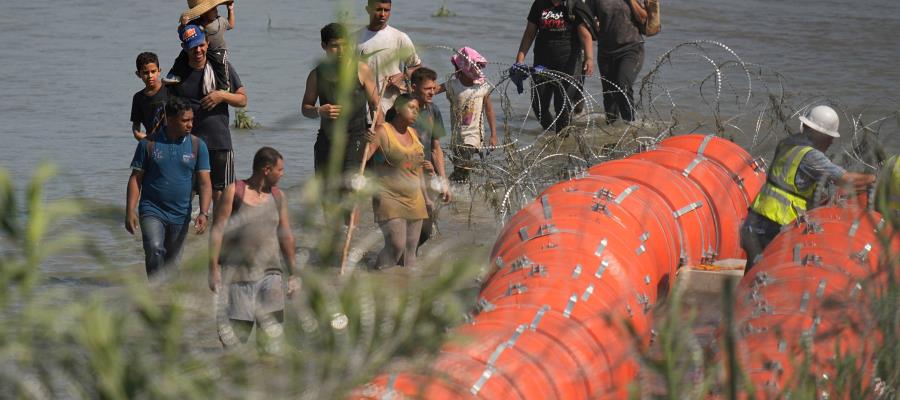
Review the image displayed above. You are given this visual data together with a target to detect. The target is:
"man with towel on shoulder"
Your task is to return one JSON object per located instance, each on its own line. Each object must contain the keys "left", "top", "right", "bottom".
{"left": 169, "top": 24, "right": 247, "bottom": 211}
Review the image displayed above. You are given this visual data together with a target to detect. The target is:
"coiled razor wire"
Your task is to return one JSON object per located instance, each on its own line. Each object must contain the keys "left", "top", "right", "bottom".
{"left": 417, "top": 42, "right": 896, "bottom": 221}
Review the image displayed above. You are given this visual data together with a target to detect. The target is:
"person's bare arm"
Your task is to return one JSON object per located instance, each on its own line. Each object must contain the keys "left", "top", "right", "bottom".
{"left": 484, "top": 94, "right": 498, "bottom": 146}
{"left": 275, "top": 190, "right": 301, "bottom": 297}
{"left": 360, "top": 62, "right": 383, "bottom": 125}
{"left": 301, "top": 69, "right": 323, "bottom": 119}
{"left": 132, "top": 122, "right": 146, "bottom": 141}
{"left": 200, "top": 86, "right": 247, "bottom": 110}
{"left": 578, "top": 24, "right": 594, "bottom": 76}
{"left": 364, "top": 126, "right": 384, "bottom": 162}
{"left": 516, "top": 22, "right": 539, "bottom": 64}
{"left": 208, "top": 182, "right": 234, "bottom": 292}
{"left": 195, "top": 171, "right": 211, "bottom": 234}
{"left": 837, "top": 172, "right": 877, "bottom": 191}
{"left": 125, "top": 170, "right": 143, "bottom": 235}
{"left": 628, "top": 0, "right": 648, "bottom": 26}
{"left": 226, "top": 2, "right": 235, "bottom": 29}
{"left": 431, "top": 139, "right": 451, "bottom": 202}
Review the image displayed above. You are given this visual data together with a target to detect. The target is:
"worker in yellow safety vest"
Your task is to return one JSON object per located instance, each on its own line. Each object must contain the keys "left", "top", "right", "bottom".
{"left": 740, "top": 105, "right": 876, "bottom": 273}
{"left": 875, "top": 154, "right": 900, "bottom": 227}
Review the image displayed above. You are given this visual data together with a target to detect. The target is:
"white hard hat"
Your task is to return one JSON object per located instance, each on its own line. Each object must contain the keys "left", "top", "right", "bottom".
{"left": 799, "top": 105, "right": 840, "bottom": 138}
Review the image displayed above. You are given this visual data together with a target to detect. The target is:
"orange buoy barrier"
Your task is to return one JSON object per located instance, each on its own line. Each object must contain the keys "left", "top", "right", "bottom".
{"left": 733, "top": 205, "right": 898, "bottom": 397}
{"left": 354, "top": 135, "right": 763, "bottom": 399}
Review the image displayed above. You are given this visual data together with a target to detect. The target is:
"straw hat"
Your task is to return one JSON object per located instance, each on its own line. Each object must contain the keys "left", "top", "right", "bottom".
{"left": 181, "top": 0, "right": 232, "bottom": 21}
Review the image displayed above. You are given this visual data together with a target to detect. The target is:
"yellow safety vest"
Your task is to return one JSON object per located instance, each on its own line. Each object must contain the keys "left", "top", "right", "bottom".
{"left": 875, "top": 155, "right": 900, "bottom": 225}
{"left": 751, "top": 146, "right": 816, "bottom": 225}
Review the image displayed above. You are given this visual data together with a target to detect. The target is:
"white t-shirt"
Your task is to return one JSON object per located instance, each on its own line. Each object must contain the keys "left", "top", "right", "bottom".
{"left": 446, "top": 77, "right": 492, "bottom": 149}
{"left": 356, "top": 25, "right": 421, "bottom": 112}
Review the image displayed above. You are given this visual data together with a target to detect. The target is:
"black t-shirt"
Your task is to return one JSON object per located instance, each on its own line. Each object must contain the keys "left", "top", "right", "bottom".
{"left": 527, "top": 0, "right": 580, "bottom": 69}
{"left": 169, "top": 62, "right": 243, "bottom": 150}
{"left": 130, "top": 86, "right": 169, "bottom": 134}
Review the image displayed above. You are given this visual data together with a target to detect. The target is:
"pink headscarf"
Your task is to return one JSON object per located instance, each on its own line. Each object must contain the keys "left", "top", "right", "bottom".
{"left": 451, "top": 46, "right": 488, "bottom": 85}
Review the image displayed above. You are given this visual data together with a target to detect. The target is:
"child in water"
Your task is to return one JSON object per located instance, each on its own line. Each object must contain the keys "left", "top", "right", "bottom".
{"left": 445, "top": 47, "right": 497, "bottom": 183}
{"left": 163, "top": 0, "right": 236, "bottom": 92}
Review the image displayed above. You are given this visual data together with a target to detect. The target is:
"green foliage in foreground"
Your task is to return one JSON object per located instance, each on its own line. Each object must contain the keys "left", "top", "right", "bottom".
{"left": 0, "top": 165, "right": 480, "bottom": 399}
{"left": 0, "top": 165, "right": 897, "bottom": 399}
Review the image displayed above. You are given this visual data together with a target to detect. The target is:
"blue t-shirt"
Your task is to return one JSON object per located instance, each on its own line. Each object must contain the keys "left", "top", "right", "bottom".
{"left": 130, "top": 132, "right": 211, "bottom": 224}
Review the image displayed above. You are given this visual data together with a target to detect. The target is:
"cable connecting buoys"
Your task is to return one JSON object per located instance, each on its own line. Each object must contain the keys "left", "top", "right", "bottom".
{"left": 354, "top": 134, "right": 763, "bottom": 399}
{"left": 733, "top": 206, "right": 899, "bottom": 397}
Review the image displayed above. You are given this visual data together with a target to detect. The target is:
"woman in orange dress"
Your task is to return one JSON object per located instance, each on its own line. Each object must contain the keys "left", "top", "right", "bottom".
{"left": 366, "top": 94, "right": 430, "bottom": 268}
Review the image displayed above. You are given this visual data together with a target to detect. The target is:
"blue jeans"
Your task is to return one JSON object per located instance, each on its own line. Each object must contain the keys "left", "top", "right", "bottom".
{"left": 140, "top": 215, "right": 190, "bottom": 278}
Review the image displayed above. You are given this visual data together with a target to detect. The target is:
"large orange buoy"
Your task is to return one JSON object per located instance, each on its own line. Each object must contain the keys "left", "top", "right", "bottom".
{"left": 658, "top": 134, "right": 765, "bottom": 206}
{"left": 355, "top": 134, "right": 763, "bottom": 399}
{"left": 731, "top": 206, "right": 897, "bottom": 397}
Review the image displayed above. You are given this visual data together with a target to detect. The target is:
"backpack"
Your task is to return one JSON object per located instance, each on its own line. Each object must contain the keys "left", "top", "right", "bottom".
{"left": 567, "top": 0, "right": 600, "bottom": 40}
{"left": 232, "top": 179, "right": 283, "bottom": 215}
{"left": 145, "top": 133, "right": 200, "bottom": 169}
{"left": 636, "top": 0, "right": 661, "bottom": 37}
{"left": 144, "top": 133, "right": 201, "bottom": 191}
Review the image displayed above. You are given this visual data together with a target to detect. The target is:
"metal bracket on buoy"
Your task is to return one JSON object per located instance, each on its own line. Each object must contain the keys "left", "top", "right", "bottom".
{"left": 529, "top": 264, "right": 547, "bottom": 277}
{"left": 816, "top": 280, "right": 827, "bottom": 299}
{"left": 563, "top": 294, "right": 578, "bottom": 318}
{"left": 799, "top": 291, "right": 810, "bottom": 312}
{"left": 506, "top": 282, "right": 527, "bottom": 296}
{"left": 853, "top": 243, "right": 873, "bottom": 263}
{"left": 636, "top": 293, "right": 651, "bottom": 314}
{"left": 850, "top": 282, "right": 862, "bottom": 298}
{"left": 594, "top": 238, "right": 609, "bottom": 257}
{"left": 698, "top": 134, "right": 714, "bottom": 156}
{"left": 803, "top": 222, "right": 823, "bottom": 235}
{"left": 792, "top": 244, "right": 804, "bottom": 264}
{"left": 591, "top": 201, "right": 611, "bottom": 216}
{"left": 541, "top": 195, "right": 552, "bottom": 220}
{"left": 475, "top": 297, "right": 496, "bottom": 313}
{"left": 518, "top": 227, "right": 529, "bottom": 242}
{"left": 509, "top": 256, "right": 533, "bottom": 272}
{"left": 673, "top": 201, "right": 703, "bottom": 218}
{"left": 595, "top": 259, "right": 610, "bottom": 279}
{"left": 581, "top": 284, "right": 594, "bottom": 301}
{"left": 753, "top": 272, "right": 773, "bottom": 288}
{"left": 595, "top": 188, "right": 614, "bottom": 200}
{"left": 572, "top": 264, "right": 583, "bottom": 278}
{"left": 529, "top": 305, "right": 550, "bottom": 331}
{"left": 636, "top": 232, "right": 650, "bottom": 256}
{"left": 801, "top": 254, "right": 823, "bottom": 267}
{"left": 614, "top": 185, "right": 639, "bottom": 205}
{"left": 848, "top": 219, "right": 861, "bottom": 237}
{"left": 535, "top": 223, "right": 558, "bottom": 238}
{"left": 752, "top": 156, "right": 767, "bottom": 173}
{"left": 682, "top": 155, "right": 705, "bottom": 177}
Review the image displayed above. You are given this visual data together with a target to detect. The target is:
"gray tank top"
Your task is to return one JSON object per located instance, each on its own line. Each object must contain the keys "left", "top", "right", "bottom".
{"left": 220, "top": 194, "right": 282, "bottom": 282}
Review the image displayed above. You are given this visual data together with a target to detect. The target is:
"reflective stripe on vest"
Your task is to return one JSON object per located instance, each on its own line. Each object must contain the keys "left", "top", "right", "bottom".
{"left": 751, "top": 146, "right": 815, "bottom": 225}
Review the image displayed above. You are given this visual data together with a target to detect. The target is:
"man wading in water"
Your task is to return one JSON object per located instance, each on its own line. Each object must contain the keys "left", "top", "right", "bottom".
{"left": 169, "top": 24, "right": 247, "bottom": 212}
{"left": 356, "top": 0, "right": 422, "bottom": 112}
{"left": 126, "top": 97, "right": 212, "bottom": 280}
{"left": 208, "top": 147, "right": 300, "bottom": 348}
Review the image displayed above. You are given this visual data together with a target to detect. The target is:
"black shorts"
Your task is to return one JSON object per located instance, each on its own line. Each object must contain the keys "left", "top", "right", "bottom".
{"left": 209, "top": 149, "right": 235, "bottom": 191}
{"left": 313, "top": 133, "right": 367, "bottom": 174}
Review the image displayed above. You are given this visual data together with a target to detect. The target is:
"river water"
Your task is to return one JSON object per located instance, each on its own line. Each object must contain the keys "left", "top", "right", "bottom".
{"left": 1, "top": 0, "right": 898, "bottom": 276}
